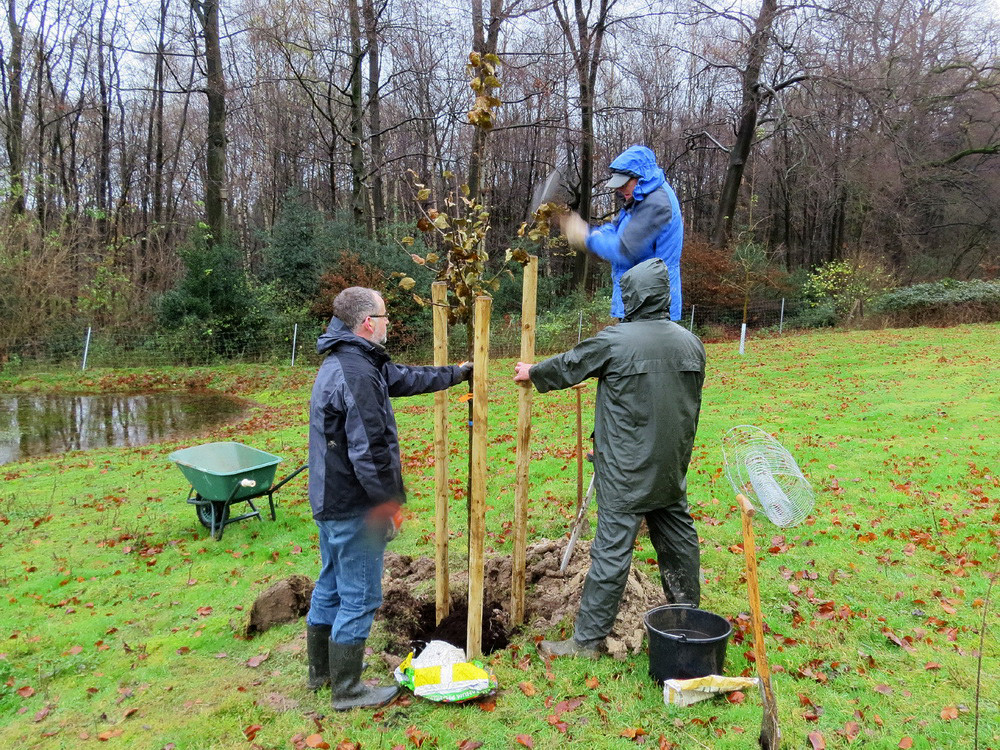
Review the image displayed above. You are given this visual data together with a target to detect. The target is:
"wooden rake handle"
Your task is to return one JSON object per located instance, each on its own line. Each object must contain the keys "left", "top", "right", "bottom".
{"left": 738, "top": 493, "right": 782, "bottom": 749}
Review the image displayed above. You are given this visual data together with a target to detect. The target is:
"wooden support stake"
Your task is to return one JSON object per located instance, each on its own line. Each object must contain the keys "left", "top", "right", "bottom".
{"left": 432, "top": 282, "right": 450, "bottom": 625}
{"left": 511, "top": 256, "right": 537, "bottom": 626}
{"left": 467, "top": 295, "right": 491, "bottom": 659}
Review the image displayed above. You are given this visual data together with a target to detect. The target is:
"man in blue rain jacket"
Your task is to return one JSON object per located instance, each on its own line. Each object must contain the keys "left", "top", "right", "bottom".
{"left": 563, "top": 145, "right": 684, "bottom": 321}
{"left": 305, "top": 286, "right": 471, "bottom": 710}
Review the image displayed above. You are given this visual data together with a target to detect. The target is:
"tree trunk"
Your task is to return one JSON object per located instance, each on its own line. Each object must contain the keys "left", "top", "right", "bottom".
{"left": 347, "top": 0, "right": 367, "bottom": 230}
{"left": 3, "top": 0, "right": 27, "bottom": 215}
{"left": 553, "top": 0, "right": 613, "bottom": 291}
{"left": 467, "top": 0, "right": 502, "bottom": 203}
{"left": 190, "top": 0, "right": 228, "bottom": 245}
{"left": 710, "top": 0, "right": 778, "bottom": 248}
{"left": 362, "top": 0, "right": 384, "bottom": 233}
{"left": 96, "top": 0, "right": 112, "bottom": 239}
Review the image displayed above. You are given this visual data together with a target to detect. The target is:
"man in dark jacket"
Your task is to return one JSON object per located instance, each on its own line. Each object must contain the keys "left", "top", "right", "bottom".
{"left": 306, "top": 287, "right": 471, "bottom": 709}
{"left": 562, "top": 145, "right": 684, "bottom": 321}
{"left": 513, "top": 258, "right": 705, "bottom": 658}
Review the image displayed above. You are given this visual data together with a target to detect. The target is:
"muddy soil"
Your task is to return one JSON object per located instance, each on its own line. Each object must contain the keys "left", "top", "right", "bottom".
{"left": 379, "top": 537, "right": 666, "bottom": 660}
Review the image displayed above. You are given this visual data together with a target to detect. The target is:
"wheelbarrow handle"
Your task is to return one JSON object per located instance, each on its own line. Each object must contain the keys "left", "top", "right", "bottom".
{"left": 240, "top": 479, "right": 257, "bottom": 488}
{"left": 270, "top": 463, "right": 308, "bottom": 492}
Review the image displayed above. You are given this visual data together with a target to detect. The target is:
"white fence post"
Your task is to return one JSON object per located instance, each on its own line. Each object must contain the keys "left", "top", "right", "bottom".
{"left": 779, "top": 298, "right": 785, "bottom": 334}
{"left": 689, "top": 305, "right": 695, "bottom": 331}
{"left": 81, "top": 327, "right": 92, "bottom": 370}
{"left": 291, "top": 323, "right": 298, "bottom": 366}
{"left": 739, "top": 322, "right": 747, "bottom": 355}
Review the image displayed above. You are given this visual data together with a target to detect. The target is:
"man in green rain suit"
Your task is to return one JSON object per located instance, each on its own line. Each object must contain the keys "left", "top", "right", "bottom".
{"left": 513, "top": 258, "right": 706, "bottom": 658}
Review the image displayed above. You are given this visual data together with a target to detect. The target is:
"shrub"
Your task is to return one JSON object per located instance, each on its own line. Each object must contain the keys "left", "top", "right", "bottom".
{"left": 312, "top": 250, "right": 432, "bottom": 356}
{"left": 157, "top": 230, "right": 271, "bottom": 362}
{"left": 871, "top": 278, "right": 1000, "bottom": 326}
{"left": 802, "top": 258, "right": 895, "bottom": 323}
{"left": 259, "top": 191, "right": 333, "bottom": 302}
{"left": 680, "top": 236, "right": 744, "bottom": 308}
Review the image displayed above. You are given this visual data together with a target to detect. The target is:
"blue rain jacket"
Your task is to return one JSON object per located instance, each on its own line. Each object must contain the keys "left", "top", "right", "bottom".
{"left": 586, "top": 145, "right": 683, "bottom": 320}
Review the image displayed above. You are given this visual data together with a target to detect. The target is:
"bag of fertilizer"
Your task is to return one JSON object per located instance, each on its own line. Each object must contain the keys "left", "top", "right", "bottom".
{"left": 394, "top": 640, "right": 497, "bottom": 703}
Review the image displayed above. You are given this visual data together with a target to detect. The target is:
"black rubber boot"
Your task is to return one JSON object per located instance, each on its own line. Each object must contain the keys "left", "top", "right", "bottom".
{"left": 306, "top": 625, "right": 332, "bottom": 690}
{"left": 329, "top": 641, "right": 399, "bottom": 711}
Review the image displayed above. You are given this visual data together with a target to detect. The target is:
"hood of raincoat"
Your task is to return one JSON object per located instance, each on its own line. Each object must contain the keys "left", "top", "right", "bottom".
{"left": 316, "top": 316, "right": 388, "bottom": 362}
{"left": 621, "top": 257, "right": 671, "bottom": 322}
{"left": 608, "top": 145, "right": 666, "bottom": 203}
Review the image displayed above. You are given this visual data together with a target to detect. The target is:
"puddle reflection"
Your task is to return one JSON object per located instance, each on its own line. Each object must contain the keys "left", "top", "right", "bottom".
{"left": 0, "top": 392, "right": 247, "bottom": 464}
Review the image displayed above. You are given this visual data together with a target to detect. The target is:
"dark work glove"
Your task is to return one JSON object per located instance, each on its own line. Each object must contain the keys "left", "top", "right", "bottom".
{"left": 459, "top": 362, "right": 474, "bottom": 382}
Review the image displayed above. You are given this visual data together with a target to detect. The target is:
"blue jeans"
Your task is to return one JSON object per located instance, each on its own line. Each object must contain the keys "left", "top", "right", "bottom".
{"left": 307, "top": 515, "right": 387, "bottom": 645}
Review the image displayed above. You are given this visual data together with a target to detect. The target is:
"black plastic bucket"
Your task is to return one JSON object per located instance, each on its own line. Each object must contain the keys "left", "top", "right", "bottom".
{"left": 643, "top": 605, "right": 732, "bottom": 683}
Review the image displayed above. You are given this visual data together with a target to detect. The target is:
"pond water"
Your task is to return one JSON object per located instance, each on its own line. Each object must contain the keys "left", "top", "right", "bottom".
{"left": 0, "top": 392, "right": 248, "bottom": 465}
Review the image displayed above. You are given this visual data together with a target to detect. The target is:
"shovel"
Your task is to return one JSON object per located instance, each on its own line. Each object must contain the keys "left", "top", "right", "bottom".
{"left": 528, "top": 164, "right": 568, "bottom": 217}
{"left": 560, "top": 460, "right": 595, "bottom": 573}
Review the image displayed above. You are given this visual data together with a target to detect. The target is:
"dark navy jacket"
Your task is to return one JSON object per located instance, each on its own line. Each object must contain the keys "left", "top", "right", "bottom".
{"left": 586, "top": 145, "right": 683, "bottom": 320}
{"left": 308, "top": 318, "right": 463, "bottom": 520}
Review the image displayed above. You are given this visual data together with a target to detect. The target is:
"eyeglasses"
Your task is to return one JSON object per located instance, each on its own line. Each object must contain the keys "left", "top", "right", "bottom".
{"left": 369, "top": 314, "right": 388, "bottom": 319}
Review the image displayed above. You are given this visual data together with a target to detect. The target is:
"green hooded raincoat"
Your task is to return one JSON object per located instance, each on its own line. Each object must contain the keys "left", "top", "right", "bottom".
{"left": 528, "top": 258, "right": 706, "bottom": 641}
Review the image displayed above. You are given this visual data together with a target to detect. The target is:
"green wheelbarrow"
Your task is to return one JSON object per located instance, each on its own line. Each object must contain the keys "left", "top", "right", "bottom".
{"left": 169, "top": 442, "right": 307, "bottom": 540}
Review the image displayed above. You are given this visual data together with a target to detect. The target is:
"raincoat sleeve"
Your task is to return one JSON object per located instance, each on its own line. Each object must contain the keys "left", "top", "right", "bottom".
{"left": 341, "top": 368, "right": 401, "bottom": 504}
{"left": 383, "top": 363, "right": 463, "bottom": 397}
{"left": 586, "top": 195, "right": 672, "bottom": 265}
{"left": 585, "top": 215, "right": 629, "bottom": 263}
{"left": 528, "top": 332, "right": 613, "bottom": 393}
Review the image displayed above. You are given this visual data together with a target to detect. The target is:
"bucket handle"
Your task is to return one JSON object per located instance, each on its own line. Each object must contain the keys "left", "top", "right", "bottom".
{"left": 645, "top": 604, "right": 704, "bottom": 643}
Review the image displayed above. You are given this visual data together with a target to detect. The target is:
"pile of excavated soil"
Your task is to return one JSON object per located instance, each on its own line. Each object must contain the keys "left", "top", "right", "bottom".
{"left": 379, "top": 537, "right": 667, "bottom": 660}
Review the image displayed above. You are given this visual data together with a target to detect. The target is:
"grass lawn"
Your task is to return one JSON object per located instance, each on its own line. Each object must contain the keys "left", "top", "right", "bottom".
{"left": 0, "top": 324, "right": 997, "bottom": 749}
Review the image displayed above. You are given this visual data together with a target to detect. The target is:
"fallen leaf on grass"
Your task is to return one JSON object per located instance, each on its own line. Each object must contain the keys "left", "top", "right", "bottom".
{"left": 620, "top": 727, "right": 647, "bottom": 739}
{"left": 898, "top": 738, "right": 913, "bottom": 749}
{"left": 518, "top": 681, "right": 536, "bottom": 696}
{"left": 97, "top": 729, "right": 123, "bottom": 741}
{"left": 477, "top": 697, "right": 496, "bottom": 712}
{"left": 457, "top": 740, "right": 483, "bottom": 750}
{"left": 940, "top": 705, "right": 959, "bottom": 720}
{"left": 246, "top": 652, "right": 270, "bottom": 668}
{"left": 585, "top": 676, "right": 599, "bottom": 689}
{"left": 122, "top": 707, "right": 138, "bottom": 719}
{"left": 33, "top": 705, "right": 51, "bottom": 722}
{"left": 808, "top": 731, "right": 826, "bottom": 749}
{"left": 657, "top": 736, "right": 675, "bottom": 750}
{"left": 405, "top": 725, "right": 427, "bottom": 747}
{"left": 726, "top": 691, "right": 746, "bottom": 704}
{"left": 305, "top": 734, "right": 330, "bottom": 749}
{"left": 245, "top": 725, "right": 263, "bottom": 741}
{"left": 17, "top": 686, "right": 34, "bottom": 698}
{"left": 874, "top": 684, "right": 892, "bottom": 695}
{"left": 839, "top": 721, "right": 860, "bottom": 740}
{"left": 514, "top": 735, "right": 533, "bottom": 748}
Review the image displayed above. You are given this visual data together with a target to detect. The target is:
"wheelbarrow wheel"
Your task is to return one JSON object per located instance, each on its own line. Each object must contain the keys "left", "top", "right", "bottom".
{"left": 196, "top": 501, "right": 230, "bottom": 531}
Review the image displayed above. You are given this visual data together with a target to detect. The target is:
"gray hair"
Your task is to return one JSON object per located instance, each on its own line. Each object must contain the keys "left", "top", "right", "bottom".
{"left": 333, "top": 287, "right": 379, "bottom": 332}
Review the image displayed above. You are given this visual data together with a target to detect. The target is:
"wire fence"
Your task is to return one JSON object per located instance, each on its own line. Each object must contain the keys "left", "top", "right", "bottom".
{"left": 1, "top": 298, "right": 813, "bottom": 372}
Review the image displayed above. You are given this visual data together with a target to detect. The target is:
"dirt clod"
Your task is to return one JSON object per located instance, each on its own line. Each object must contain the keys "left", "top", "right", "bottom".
{"left": 247, "top": 574, "right": 314, "bottom": 636}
